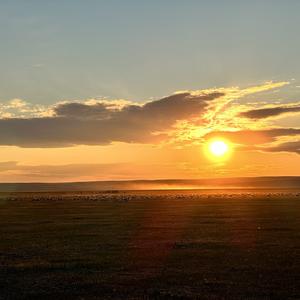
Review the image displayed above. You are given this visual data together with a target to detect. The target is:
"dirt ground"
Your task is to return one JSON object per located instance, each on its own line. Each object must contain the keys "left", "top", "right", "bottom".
{"left": 1, "top": 190, "right": 300, "bottom": 299}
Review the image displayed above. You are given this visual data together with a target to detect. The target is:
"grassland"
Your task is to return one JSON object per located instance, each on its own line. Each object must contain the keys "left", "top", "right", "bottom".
{"left": 1, "top": 190, "right": 300, "bottom": 299}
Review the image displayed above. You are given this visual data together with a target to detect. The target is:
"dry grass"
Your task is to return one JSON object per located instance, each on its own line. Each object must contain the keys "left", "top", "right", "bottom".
{"left": 1, "top": 190, "right": 300, "bottom": 299}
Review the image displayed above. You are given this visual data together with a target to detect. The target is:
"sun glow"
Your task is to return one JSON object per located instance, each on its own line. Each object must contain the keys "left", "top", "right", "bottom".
{"left": 205, "top": 139, "right": 232, "bottom": 161}
{"left": 209, "top": 140, "right": 229, "bottom": 157}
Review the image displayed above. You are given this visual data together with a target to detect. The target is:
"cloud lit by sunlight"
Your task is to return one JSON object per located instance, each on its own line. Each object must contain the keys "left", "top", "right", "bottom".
{"left": 0, "top": 81, "right": 299, "bottom": 181}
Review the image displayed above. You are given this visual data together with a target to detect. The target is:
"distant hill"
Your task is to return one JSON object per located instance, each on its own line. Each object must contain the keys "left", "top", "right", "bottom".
{"left": 0, "top": 177, "right": 299, "bottom": 192}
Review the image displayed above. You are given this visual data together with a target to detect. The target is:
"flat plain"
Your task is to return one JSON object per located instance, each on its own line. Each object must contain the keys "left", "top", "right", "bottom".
{"left": 1, "top": 189, "right": 300, "bottom": 299}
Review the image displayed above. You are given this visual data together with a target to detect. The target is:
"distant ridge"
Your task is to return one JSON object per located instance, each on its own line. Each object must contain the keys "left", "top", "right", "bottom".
{"left": 0, "top": 176, "right": 299, "bottom": 192}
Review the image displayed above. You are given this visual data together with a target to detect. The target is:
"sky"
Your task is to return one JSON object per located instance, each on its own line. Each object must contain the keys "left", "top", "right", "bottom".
{"left": 0, "top": 1, "right": 299, "bottom": 182}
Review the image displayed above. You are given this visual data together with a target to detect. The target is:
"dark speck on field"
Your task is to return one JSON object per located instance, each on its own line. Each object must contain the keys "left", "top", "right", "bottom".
{"left": 1, "top": 189, "right": 300, "bottom": 299}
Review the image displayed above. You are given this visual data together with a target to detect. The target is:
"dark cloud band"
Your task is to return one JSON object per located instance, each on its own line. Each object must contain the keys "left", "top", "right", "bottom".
{"left": 205, "top": 128, "right": 300, "bottom": 146}
{"left": 0, "top": 92, "right": 224, "bottom": 147}
{"left": 258, "top": 141, "right": 300, "bottom": 155}
{"left": 240, "top": 105, "right": 300, "bottom": 119}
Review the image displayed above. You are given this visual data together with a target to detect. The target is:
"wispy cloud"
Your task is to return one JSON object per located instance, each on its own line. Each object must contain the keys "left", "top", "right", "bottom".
{"left": 204, "top": 128, "right": 300, "bottom": 145}
{"left": 240, "top": 104, "right": 300, "bottom": 119}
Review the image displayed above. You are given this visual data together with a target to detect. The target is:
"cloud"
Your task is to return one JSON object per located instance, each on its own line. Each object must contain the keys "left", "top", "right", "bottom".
{"left": 9, "top": 99, "right": 27, "bottom": 108}
{"left": 0, "top": 91, "right": 224, "bottom": 147}
{"left": 0, "top": 161, "right": 208, "bottom": 182}
{"left": 0, "top": 99, "right": 51, "bottom": 118}
{"left": 0, "top": 161, "right": 140, "bottom": 181}
{"left": 257, "top": 141, "right": 300, "bottom": 155}
{"left": 54, "top": 102, "right": 116, "bottom": 120}
{"left": 240, "top": 105, "right": 300, "bottom": 119}
{"left": 0, "top": 81, "right": 293, "bottom": 149}
{"left": 54, "top": 92, "right": 223, "bottom": 120}
{"left": 204, "top": 128, "right": 300, "bottom": 145}
{"left": 15, "top": 163, "right": 133, "bottom": 179}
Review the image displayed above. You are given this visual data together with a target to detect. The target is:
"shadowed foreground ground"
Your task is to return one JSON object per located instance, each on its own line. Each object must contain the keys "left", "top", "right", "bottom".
{"left": 1, "top": 190, "right": 300, "bottom": 299}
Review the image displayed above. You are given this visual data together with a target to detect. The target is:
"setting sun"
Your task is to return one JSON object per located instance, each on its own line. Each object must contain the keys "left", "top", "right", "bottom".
{"left": 204, "top": 139, "right": 232, "bottom": 161}
{"left": 209, "top": 140, "right": 229, "bottom": 157}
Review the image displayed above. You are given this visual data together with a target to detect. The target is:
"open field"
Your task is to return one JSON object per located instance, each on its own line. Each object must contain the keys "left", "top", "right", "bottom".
{"left": 1, "top": 190, "right": 300, "bottom": 299}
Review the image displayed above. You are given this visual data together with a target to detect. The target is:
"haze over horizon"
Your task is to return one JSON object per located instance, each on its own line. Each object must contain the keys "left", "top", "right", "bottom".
{"left": 0, "top": 1, "right": 299, "bottom": 182}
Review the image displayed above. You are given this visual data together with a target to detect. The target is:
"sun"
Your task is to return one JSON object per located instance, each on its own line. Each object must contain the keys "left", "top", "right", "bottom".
{"left": 204, "top": 139, "right": 232, "bottom": 160}
{"left": 209, "top": 140, "right": 229, "bottom": 157}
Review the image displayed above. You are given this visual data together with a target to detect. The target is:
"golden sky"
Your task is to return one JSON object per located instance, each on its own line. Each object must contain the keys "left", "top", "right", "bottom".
{"left": 0, "top": 81, "right": 299, "bottom": 182}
